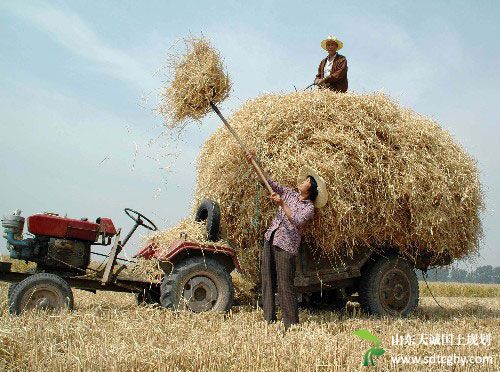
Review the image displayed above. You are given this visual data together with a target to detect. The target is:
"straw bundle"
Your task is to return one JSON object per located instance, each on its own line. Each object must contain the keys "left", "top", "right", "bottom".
{"left": 158, "top": 37, "right": 231, "bottom": 126}
{"left": 127, "top": 258, "right": 164, "bottom": 283}
{"left": 130, "top": 219, "right": 211, "bottom": 282}
{"left": 149, "top": 218, "right": 211, "bottom": 247}
{"left": 192, "top": 90, "right": 483, "bottom": 283}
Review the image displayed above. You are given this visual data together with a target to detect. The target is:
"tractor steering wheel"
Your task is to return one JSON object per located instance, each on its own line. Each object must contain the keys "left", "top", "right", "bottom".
{"left": 124, "top": 208, "right": 158, "bottom": 231}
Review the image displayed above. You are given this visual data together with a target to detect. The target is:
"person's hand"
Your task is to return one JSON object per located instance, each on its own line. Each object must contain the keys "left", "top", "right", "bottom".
{"left": 269, "top": 192, "right": 283, "bottom": 206}
{"left": 314, "top": 78, "right": 320, "bottom": 85}
{"left": 245, "top": 150, "right": 256, "bottom": 163}
{"left": 317, "top": 78, "right": 325, "bottom": 85}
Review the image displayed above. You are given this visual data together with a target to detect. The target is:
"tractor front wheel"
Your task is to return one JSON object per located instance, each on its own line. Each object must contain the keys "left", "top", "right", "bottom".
{"left": 9, "top": 273, "right": 74, "bottom": 315}
{"left": 160, "top": 256, "right": 234, "bottom": 313}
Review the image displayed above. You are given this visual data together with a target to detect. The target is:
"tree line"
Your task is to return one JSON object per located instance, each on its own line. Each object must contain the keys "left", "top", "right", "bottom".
{"left": 416, "top": 265, "right": 500, "bottom": 284}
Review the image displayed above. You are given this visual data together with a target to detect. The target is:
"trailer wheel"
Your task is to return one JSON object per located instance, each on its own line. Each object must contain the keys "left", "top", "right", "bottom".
{"left": 195, "top": 199, "right": 221, "bottom": 242}
{"left": 160, "top": 256, "right": 234, "bottom": 313}
{"left": 9, "top": 273, "right": 74, "bottom": 315}
{"left": 359, "top": 255, "right": 419, "bottom": 317}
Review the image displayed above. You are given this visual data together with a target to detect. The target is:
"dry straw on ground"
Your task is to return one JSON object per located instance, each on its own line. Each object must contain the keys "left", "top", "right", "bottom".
{"left": 190, "top": 90, "right": 483, "bottom": 284}
{"left": 158, "top": 36, "right": 231, "bottom": 127}
{"left": 0, "top": 282, "right": 498, "bottom": 371}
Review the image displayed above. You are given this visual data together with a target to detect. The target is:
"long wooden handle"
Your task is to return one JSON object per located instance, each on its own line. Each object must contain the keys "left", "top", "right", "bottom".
{"left": 210, "top": 102, "right": 274, "bottom": 195}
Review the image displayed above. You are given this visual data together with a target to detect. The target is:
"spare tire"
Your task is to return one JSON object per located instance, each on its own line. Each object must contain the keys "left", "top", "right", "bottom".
{"left": 195, "top": 199, "right": 221, "bottom": 242}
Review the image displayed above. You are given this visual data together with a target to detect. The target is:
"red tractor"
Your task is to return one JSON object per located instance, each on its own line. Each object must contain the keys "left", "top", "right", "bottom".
{"left": 1, "top": 206, "right": 240, "bottom": 315}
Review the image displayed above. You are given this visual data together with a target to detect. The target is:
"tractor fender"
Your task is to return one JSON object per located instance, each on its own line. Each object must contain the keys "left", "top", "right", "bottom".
{"left": 135, "top": 239, "right": 241, "bottom": 274}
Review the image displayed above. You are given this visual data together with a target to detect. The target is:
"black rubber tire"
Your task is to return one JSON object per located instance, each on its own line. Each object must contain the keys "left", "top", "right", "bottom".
{"left": 9, "top": 273, "right": 74, "bottom": 315}
{"left": 7, "top": 283, "right": 18, "bottom": 302}
{"left": 194, "top": 199, "right": 221, "bottom": 242}
{"left": 7, "top": 268, "right": 35, "bottom": 302}
{"left": 160, "top": 256, "right": 234, "bottom": 313}
{"left": 359, "top": 254, "right": 419, "bottom": 317}
{"left": 136, "top": 286, "right": 161, "bottom": 306}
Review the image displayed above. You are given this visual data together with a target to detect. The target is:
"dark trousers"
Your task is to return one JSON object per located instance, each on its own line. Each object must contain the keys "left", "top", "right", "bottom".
{"left": 261, "top": 231, "right": 299, "bottom": 329}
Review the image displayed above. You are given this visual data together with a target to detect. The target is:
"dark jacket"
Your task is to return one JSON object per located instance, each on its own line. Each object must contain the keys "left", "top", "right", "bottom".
{"left": 316, "top": 54, "right": 348, "bottom": 92}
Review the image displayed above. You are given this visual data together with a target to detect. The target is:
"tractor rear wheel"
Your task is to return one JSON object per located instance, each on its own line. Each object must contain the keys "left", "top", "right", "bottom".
{"left": 7, "top": 283, "right": 18, "bottom": 303}
{"left": 9, "top": 273, "right": 74, "bottom": 315}
{"left": 160, "top": 256, "right": 234, "bottom": 313}
{"left": 359, "top": 254, "right": 419, "bottom": 317}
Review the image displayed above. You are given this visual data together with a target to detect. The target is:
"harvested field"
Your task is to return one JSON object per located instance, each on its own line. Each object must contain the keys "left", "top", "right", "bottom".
{"left": 0, "top": 282, "right": 497, "bottom": 371}
{"left": 419, "top": 281, "right": 500, "bottom": 298}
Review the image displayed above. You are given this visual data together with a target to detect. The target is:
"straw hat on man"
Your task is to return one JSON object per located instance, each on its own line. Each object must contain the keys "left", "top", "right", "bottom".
{"left": 314, "top": 35, "right": 348, "bottom": 92}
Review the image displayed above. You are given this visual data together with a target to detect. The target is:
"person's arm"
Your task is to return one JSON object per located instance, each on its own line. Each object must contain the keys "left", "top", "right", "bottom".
{"left": 285, "top": 203, "right": 315, "bottom": 229}
{"left": 266, "top": 177, "right": 286, "bottom": 196}
{"left": 270, "top": 193, "right": 315, "bottom": 229}
{"left": 315, "top": 59, "right": 324, "bottom": 84}
{"left": 323, "top": 57, "right": 347, "bottom": 84}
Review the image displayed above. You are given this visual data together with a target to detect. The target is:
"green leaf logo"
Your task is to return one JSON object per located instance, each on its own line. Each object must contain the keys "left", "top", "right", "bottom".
{"left": 353, "top": 329, "right": 385, "bottom": 366}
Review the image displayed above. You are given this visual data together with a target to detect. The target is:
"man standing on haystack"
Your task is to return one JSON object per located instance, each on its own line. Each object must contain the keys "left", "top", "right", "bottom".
{"left": 315, "top": 36, "right": 348, "bottom": 92}
{"left": 245, "top": 151, "right": 328, "bottom": 331}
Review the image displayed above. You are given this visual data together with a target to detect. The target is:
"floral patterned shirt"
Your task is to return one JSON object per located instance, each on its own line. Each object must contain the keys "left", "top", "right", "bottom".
{"left": 264, "top": 178, "right": 315, "bottom": 256}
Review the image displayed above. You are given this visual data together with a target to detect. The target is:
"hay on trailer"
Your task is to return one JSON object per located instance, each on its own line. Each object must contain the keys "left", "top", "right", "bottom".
{"left": 231, "top": 271, "right": 259, "bottom": 306}
{"left": 158, "top": 37, "right": 231, "bottom": 127}
{"left": 192, "top": 90, "right": 483, "bottom": 284}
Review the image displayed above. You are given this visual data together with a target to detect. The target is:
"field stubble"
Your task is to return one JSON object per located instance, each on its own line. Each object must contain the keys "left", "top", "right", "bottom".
{"left": 0, "top": 282, "right": 498, "bottom": 371}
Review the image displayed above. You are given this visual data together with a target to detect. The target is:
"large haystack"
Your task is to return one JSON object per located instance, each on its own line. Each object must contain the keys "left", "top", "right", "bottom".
{"left": 191, "top": 90, "right": 483, "bottom": 283}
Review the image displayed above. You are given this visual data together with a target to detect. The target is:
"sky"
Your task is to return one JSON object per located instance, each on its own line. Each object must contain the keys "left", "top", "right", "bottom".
{"left": 0, "top": 0, "right": 498, "bottom": 268}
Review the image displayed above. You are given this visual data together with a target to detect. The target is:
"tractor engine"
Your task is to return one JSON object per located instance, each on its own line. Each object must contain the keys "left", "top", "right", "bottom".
{"left": 2, "top": 210, "right": 116, "bottom": 273}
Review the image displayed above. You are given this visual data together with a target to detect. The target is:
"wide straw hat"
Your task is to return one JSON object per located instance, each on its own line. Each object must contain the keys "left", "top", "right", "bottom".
{"left": 297, "top": 165, "right": 329, "bottom": 209}
{"left": 321, "top": 35, "right": 343, "bottom": 51}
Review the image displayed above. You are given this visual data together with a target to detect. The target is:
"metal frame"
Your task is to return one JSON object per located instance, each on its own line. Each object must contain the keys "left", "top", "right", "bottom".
{"left": 101, "top": 228, "right": 122, "bottom": 284}
{"left": 0, "top": 261, "right": 155, "bottom": 294}
{"left": 294, "top": 242, "right": 374, "bottom": 290}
